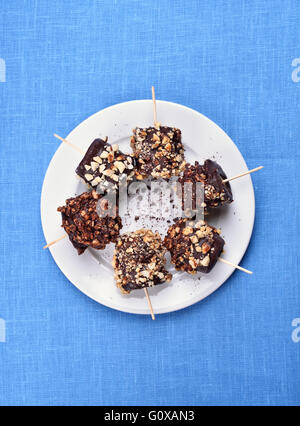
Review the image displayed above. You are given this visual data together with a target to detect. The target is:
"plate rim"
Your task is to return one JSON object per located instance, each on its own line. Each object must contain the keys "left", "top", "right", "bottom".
{"left": 41, "top": 99, "right": 255, "bottom": 315}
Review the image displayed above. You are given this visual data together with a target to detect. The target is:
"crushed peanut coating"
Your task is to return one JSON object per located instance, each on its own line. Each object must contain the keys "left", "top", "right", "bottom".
{"left": 164, "top": 219, "right": 225, "bottom": 274}
{"left": 76, "top": 138, "right": 135, "bottom": 191}
{"left": 113, "top": 229, "right": 172, "bottom": 294}
{"left": 178, "top": 160, "right": 233, "bottom": 214}
{"left": 130, "top": 125, "right": 186, "bottom": 180}
{"left": 58, "top": 191, "right": 122, "bottom": 255}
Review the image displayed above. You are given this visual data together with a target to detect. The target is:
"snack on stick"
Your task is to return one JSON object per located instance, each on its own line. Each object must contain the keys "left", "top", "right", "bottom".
{"left": 164, "top": 218, "right": 225, "bottom": 274}
{"left": 113, "top": 229, "right": 172, "bottom": 294}
{"left": 76, "top": 138, "right": 135, "bottom": 191}
{"left": 130, "top": 125, "right": 186, "bottom": 180}
{"left": 178, "top": 160, "right": 233, "bottom": 214}
{"left": 57, "top": 191, "right": 122, "bottom": 255}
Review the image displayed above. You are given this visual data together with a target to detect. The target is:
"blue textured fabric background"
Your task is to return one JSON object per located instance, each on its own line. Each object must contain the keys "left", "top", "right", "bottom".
{"left": 0, "top": 0, "right": 299, "bottom": 406}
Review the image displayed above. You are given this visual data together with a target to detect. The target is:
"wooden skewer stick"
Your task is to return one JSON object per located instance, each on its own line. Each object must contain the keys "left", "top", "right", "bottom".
{"left": 43, "top": 234, "right": 67, "bottom": 249}
{"left": 152, "top": 86, "right": 159, "bottom": 127}
{"left": 141, "top": 86, "right": 166, "bottom": 320}
{"left": 223, "top": 166, "right": 263, "bottom": 183}
{"left": 144, "top": 288, "right": 155, "bottom": 320}
{"left": 53, "top": 133, "right": 84, "bottom": 154}
{"left": 218, "top": 257, "right": 253, "bottom": 275}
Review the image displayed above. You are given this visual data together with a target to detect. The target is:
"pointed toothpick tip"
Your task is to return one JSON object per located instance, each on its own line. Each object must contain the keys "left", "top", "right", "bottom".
{"left": 53, "top": 133, "right": 84, "bottom": 154}
{"left": 218, "top": 257, "right": 253, "bottom": 275}
{"left": 223, "top": 166, "right": 264, "bottom": 183}
{"left": 43, "top": 234, "right": 66, "bottom": 250}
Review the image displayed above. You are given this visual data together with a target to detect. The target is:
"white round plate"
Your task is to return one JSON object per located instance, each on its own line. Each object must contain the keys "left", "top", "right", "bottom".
{"left": 41, "top": 100, "right": 255, "bottom": 315}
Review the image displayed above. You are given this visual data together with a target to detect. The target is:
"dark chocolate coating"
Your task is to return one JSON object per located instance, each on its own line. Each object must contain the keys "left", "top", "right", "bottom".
{"left": 76, "top": 138, "right": 135, "bottom": 191}
{"left": 202, "top": 159, "right": 233, "bottom": 208}
{"left": 164, "top": 219, "right": 225, "bottom": 274}
{"left": 113, "top": 229, "right": 172, "bottom": 294}
{"left": 57, "top": 191, "right": 122, "bottom": 255}
{"left": 131, "top": 126, "right": 185, "bottom": 180}
{"left": 76, "top": 139, "right": 107, "bottom": 177}
{"left": 179, "top": 159, "right": 233, "bottom": 214}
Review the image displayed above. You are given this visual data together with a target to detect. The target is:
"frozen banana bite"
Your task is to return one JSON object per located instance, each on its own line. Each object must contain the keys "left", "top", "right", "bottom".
{"left": 113, "top": 229, "right": 172, "bottom": 294}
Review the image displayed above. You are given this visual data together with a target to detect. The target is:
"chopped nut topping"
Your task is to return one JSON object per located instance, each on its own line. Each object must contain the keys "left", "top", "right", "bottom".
{"left": 131, "top": 126, "right": 185, "bottom": 180}
{"left": 114, "top": 161, "right": 126, "bottom": 174}
{"left": 57, "top": 191, "right": 122, "bottom": 255}
{"left": 93, "top": 156, "right": 102, "bottom": 163}
{"left": 113, "top": 229, "right": 172, "bottom": 294}
{"left": 103, "top": 169, "right": 114, "bottom": 177}
{"left": 107, "top": 152, "right": 114, "bottom": 163}
{"left": 189, "top": 258, "right": 198, "bottom": 269}
{"left": 100, "top": 151, "right": 109, "bottom": 159}
{"left": 200, "top": 255, "right": 210, "bottom": 267}
{"left": 91, "top": 161, "right": 99, "bottom": 172}
{"left": 84, "top": 174, "right": 93, "bottom": 182}
{"left": 178, "top": 160, "right": 233, "bottom": 215}
{"left": 164, "top": 218, "right": 225, "bottom": 274}
{"left": 183, "top": 226, "right": 193, "bottom": 235}
{"left": 190, "top": 235, "right": 198, "bottom": 244}
{"left": 201, "top": 242, "right": 211, "bottom": 254}
{"left": 76, "top": 138, "right": 135, "bottom": 191}
{"left": 91, "top": 177, "right": 101, "bottom": 187}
